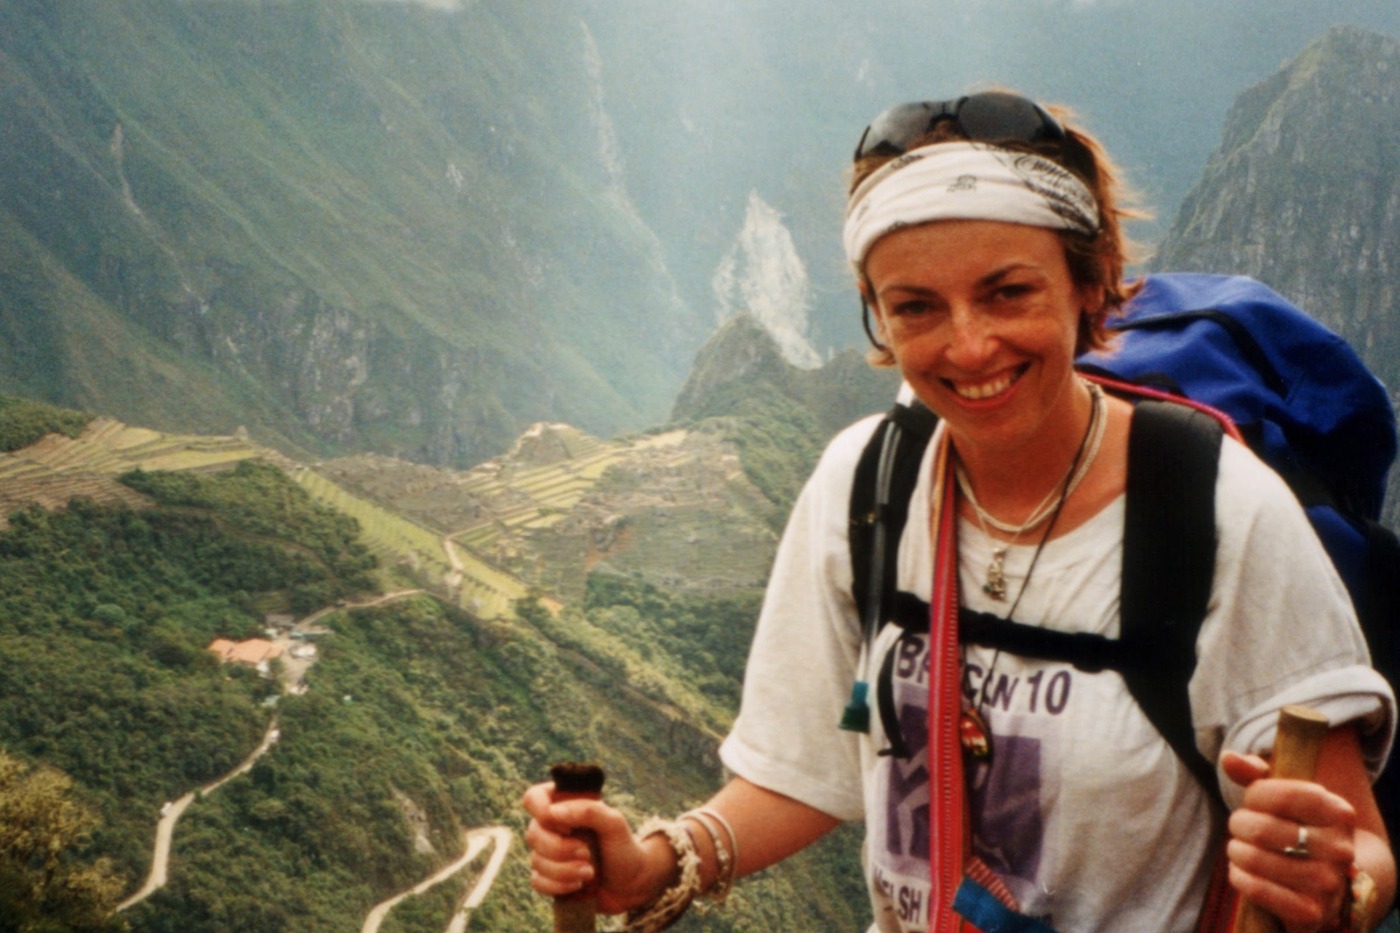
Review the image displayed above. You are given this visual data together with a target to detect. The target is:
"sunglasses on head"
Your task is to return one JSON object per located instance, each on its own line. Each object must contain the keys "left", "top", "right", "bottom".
{"left": 853, "top": 92, "right": 1096, "bottom": 183}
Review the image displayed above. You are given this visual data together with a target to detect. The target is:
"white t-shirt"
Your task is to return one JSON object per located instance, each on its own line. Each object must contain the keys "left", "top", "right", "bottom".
{"left": 720, "top": 414, "right": 1395, "bottom": 933}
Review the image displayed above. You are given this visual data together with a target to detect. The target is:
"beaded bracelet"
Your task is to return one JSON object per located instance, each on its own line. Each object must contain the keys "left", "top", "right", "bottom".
{"left": 681, "top": 808, "right": 738, "bottom": 904}
{"left": 620, "top": 818, "right": 702, "bottom": 933}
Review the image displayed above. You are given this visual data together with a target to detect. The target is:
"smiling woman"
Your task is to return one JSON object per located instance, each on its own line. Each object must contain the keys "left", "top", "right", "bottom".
{"left": 521, "top": 90, "right": 1397, "bottom": 933}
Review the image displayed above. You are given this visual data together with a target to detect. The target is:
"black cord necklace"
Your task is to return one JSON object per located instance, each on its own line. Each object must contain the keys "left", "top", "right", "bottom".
{"left": 958, "top": 382, "right": 1103, "bottom": 763}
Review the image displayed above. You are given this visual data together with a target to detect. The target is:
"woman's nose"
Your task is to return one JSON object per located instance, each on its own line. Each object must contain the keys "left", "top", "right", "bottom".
{"left": 943, "top": 306, "right": 996, "bottom": 370}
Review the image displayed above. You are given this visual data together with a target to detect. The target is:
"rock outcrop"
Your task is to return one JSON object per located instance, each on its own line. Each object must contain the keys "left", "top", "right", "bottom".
{"left": 1153, "top": 26, "right": 1400, "bottom": 524}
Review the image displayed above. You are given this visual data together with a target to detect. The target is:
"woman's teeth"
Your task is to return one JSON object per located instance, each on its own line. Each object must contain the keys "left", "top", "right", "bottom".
{"left": 954, "top": 371, "right": 1016, "bottom": 400}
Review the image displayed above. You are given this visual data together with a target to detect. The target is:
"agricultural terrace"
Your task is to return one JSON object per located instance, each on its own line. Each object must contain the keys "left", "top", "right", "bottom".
{"left": 451, "top": 427, "right": 675, "bottom": 549}
{"left": 293, "top": 468, "right": 529, "bottom": 621}
{"left": 0, "top": 417, "right": 262, "bottom": 528}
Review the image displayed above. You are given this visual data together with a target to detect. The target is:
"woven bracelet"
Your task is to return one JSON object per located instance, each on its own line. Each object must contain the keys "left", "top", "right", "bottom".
{"left": 620, "top": 818, "right": 702, "bottom": 933}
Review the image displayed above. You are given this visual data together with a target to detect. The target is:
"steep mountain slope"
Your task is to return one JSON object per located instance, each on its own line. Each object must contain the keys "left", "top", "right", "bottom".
{"left": 1153, "top": 25, "right": 1400, "bottom": 522}
{"left": 582, "top": 2, "right": 1400, "bottom": 353}
{"left": 0, "top": 0, "right": 704, "bottom": 467}
{"left": 673, "top": 312, "right": 901, "bottom": 442}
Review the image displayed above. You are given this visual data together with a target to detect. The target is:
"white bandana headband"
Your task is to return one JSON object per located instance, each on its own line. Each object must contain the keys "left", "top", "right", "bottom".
{"left": 842, "top": 141, "right": 1100, "bottom": 268}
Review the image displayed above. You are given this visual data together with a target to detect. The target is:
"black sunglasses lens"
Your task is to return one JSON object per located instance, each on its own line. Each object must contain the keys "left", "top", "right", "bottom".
{"left": 955, "top": 92, "right": 1065, "bottom": 145}
{"left": 856, "top": 102, "right": 937, "bottom": 160}
{"left": 855, "top": 93, "right": 1068, "bottom": 161}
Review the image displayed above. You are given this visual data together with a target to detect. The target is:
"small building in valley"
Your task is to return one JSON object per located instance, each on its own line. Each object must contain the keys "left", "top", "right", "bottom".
{"left": 208, "top": 638, "right": 284, "bottom": 676}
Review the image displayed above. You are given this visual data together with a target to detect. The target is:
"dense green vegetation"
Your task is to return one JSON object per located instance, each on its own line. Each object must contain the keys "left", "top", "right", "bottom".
{"left": 670, "top": 316, "right": 899, "bottom": 528}
{"left": 715, "top": 393, "right": 825, "bottom": 522}
{"left": 679, "top": 380, "right": 826, "bottom": 530}
{"left": 581, "top": 573, "right": 760, "bottom": 714}
{"left": 0, "top": 751, "right": 125, "bottom": 932}
{"left": 0, "top": 448, "right": 866, "bottom": 929}
{"left": 0, "top": 461, "right": 379, "bottom": 904}
{"left": 122, "top": 461, "right": 378, "bottom": 611}
{"left": 0, "top": 394, "right": 92, "bottom": 452}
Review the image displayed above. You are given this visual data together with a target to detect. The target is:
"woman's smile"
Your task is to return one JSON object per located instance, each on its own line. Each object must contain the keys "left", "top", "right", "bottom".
{"left": 945, "top": 364, "right": 1028, "bottom": 402}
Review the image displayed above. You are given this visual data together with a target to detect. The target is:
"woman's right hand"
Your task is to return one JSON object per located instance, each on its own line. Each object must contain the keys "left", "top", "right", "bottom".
{"left": 521, "top": 781, "right": 675, "bottom": 915}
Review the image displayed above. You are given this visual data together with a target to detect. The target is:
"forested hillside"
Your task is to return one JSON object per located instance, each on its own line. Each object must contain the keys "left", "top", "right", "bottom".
{"left": 0, "top": 396, "right": 868, "bottom": 931}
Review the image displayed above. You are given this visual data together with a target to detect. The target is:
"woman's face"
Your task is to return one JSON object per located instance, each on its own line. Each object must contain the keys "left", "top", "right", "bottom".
{"left": 864, "top": 219, "right": 1097, "bottom": 458}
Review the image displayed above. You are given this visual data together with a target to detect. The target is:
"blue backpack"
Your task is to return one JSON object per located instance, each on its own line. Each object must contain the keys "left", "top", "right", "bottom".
{"left": 847, "top": 272, "right": 1399, "bottom": 836}
{"left": 1082, "top": 273, "right": 1398, "bottom": 622}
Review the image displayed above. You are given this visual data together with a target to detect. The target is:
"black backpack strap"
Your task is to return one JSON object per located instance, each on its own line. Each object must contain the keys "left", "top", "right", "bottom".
{"left": 1119, "top": 399, "right": 1223, "bottom": 796}
{"left": 849, "top": 399, "right": 937, "bottom": 640}
{"left": 952, "top": 399, "right": 1223, "bottom": 792}
{"left": 959, "top": 608, "right": 1130, "bottom": 673}
{"left": 847, "top": 398, "right": 935, "bottom": 745}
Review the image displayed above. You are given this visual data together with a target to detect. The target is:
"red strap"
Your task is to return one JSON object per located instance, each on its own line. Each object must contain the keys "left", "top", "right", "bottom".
{"left": 928, "top": 461, "right": 973, "bottom": 932}
{"left": 1194, "top": 847, "right": 1240, "bottom": 932}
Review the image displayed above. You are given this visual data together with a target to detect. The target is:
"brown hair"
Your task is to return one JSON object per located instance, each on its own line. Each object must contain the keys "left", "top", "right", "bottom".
{"left": 851, "top": 100, "right": 1148, "bottom": 366}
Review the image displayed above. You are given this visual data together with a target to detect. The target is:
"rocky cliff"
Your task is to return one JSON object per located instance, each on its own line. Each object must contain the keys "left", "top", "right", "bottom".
{"left": 672, "top": 312, "right": 900, "bottom": 438}
{"left": 1153, "top": 26, "right": 1400, "bottom": 523}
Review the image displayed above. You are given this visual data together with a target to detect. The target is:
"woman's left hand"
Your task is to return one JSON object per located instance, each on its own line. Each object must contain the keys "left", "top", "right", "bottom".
{"left": 1222, "top": 749, "right": 1356, "bottom": 933}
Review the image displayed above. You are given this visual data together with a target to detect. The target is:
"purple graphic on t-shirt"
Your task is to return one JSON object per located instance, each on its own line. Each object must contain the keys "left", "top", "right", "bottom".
{"left": 969, "top": 733, "right": 1044, "bottom": 888}
{"left": 884, "top": 702, "right": 930, "bottom": 861}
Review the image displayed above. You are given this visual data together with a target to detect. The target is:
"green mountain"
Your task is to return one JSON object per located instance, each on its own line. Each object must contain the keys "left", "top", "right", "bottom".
{"left": 0, "top": 0, "right": 705, "bottom": 468}
{"left": 7, "top": 1, "right": 1398, "bottom": 475}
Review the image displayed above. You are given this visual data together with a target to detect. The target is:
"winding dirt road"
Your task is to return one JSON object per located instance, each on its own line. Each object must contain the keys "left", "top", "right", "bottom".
{"left": 362, "top": 825, "right": 513, "bottom": 933}
{"left": 115, "top": 718, "right": 282, "bottom": 912}
{"left": 115, "top": 589, "right": 509, "bottom": 925}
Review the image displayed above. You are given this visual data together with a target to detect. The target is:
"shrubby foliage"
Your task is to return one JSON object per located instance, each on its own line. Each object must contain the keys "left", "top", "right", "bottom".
{"left": 582, "top": 573, "right": 759, "bottom": 714}
{"left": 679, "top": 383, "right": 823, "bottom": 526}
{"left": 0, "top": 751, "right": 125, "bottom": 932}
{"left": 0, "top": 394, "right": 92, "bottom": 452}
{"left": 121, "top": 461, "right": 378, "bottom": 595}
{"left": 0, "top": 462, "right": 380, "bottom": 922}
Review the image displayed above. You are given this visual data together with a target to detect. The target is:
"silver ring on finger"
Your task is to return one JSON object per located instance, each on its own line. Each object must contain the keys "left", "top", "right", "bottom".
{"left": 1281, "top": 824, "right": 1310, "bottom": 859}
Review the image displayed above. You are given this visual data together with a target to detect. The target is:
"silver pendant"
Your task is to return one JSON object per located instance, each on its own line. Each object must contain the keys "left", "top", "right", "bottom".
{"left": 983, "top": 546, "right": 1008, "bottom": 601}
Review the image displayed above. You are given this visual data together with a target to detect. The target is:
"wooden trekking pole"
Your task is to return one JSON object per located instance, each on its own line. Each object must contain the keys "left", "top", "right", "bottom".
{"left": 1234, "top": 705, "right": 1330, "bottom": 933}
{"left": 549, "top": 762, "right": 606, "bottom": 933}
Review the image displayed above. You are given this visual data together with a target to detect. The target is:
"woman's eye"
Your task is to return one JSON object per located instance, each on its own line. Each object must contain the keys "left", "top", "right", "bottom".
{"left": 992, "top": 283, "right": 1034, "bottom": 302}
{"left": 891, "top": 300, "right": 933, "bottom": 317}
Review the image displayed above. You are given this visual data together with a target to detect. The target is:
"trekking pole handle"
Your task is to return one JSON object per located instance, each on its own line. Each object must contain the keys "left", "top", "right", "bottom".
{"left": 549, "top": 762, "right": 606, "bottom": 933}
{"left": 1233, "top": 705, "right": 1330, "bottom": 933}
